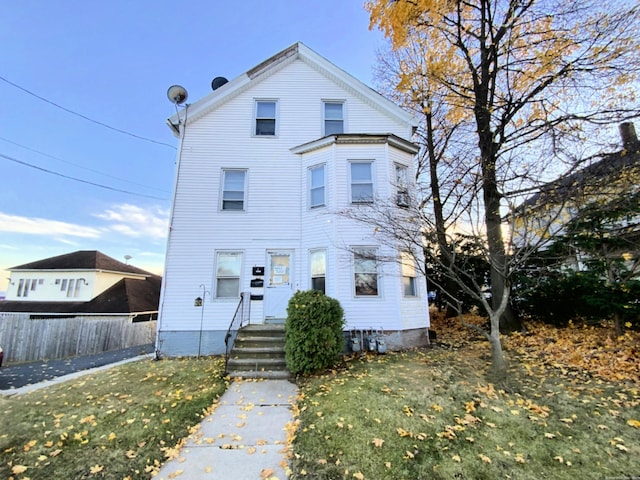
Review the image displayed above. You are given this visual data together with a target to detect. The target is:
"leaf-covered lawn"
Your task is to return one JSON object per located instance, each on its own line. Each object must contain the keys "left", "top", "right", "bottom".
{"left": 291, "top": 312, "right": 640, "bottom": 479}
{"left": 0, "top": 357, "right": 228, "bottom": 480}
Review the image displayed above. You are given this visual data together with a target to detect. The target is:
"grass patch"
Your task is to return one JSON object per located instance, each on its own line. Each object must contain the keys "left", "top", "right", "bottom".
{"left": 291, "top": 334, "right": 640, "bottom": 478}
{"left": 0, "top": 356, "right": 228, "bottom": 479}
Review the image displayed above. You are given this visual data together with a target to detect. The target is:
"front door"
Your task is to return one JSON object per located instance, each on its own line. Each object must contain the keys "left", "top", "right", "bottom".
{"left": 264, "top": 251, "right": 293, "bottom": 322}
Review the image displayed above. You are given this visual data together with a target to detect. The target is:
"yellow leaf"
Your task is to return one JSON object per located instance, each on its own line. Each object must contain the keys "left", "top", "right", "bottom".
{"left": 479, "top": 454, "right": 492, "bottom": 464}
{"left": 372, "top": 438, "right": 384, "bottom": 448}
{"left": 452, "top": 454, "right": 461, "bottom": 462}
{"left": 627, "top": 419, "right": 640, "bottom": 428}
{"left": 384, "top": 462, "right": 392, "bottom": 469}
{"left": 554, "top": 456, "right": 564, "bottom": 463}
{"left": 12, "top": 465, "right": 28, "bottom": 474}
{"left": 90, "top": 464, "right": 104, "bottom": 474}
{"left": 204, "top": 466, "right": 213, "bottom": 473}
{"left": 544, "top": 432, "right": 556, "bottom": 439}
{"left": 515, "top": 454, "right": 526, "bottom": 464}
{"left": 108, "top": 432, "right": 117, "bottom": 441}
{"left": 353, "top": 472, "right": 365, "bottom": 480}
{"left": 615, "top": 444, "right": 629, "bottom": 452}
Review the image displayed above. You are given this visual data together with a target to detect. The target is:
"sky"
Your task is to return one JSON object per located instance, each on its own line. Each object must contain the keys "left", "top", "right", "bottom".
{"left": 0, "top": 0, "right": 387, "bottom": 292}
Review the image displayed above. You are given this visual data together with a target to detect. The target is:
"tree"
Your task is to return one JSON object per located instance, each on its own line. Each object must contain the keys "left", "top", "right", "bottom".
{"left": 366, "top": 0, "right": 640, "bottom": 378}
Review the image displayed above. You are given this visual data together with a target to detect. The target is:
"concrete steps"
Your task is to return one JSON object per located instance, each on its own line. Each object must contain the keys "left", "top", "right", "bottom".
{"left": 226, "top": 324, "right": 290, "bottom": 379}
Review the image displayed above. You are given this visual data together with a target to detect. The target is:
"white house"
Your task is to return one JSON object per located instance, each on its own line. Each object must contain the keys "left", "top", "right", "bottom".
{"left": 157, "top": 42, "right": 430, "bottom": 357}
{"left": 0, "top": 250, "right": 161, "bottom": 318}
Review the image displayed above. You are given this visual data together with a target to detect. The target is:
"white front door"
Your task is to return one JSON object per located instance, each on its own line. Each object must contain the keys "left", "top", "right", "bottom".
{"left": 264, "top": 251, "right": 293, "bottom": 321}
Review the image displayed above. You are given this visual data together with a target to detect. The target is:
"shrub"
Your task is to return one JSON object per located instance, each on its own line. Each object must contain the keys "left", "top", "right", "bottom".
{"left": 285, "top": 290, "right": 345, "bottom": 375}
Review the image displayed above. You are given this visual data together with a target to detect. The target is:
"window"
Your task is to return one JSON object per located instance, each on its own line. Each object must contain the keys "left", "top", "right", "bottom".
{"left": 67, "top": 279, "right": 76, "bottom": 298}
{"left": 17, "top": 279, "right": 26, "bottom": 297}
{"left": 354, "top": 247, "right": 379, "bottom": 296}
{"left": 216, "top": 252, "right": 243, "bottom": 298}
{"left": 401, "top": 252, "right": 417, "bottom": 297}
{"left": 221, "top": 169, "right": 247, "bottom": 211}
{"left": 255, "top": 100, "right": 277, "bottom": 136}
{"left": 310, "top": 249, "right": 326, "bottom": 294}
{"left": 310, "top": 164, "right": 325, "bottom": 208}
{"left": 395, "top": 164, "right": 409, "bottom": 207}
{"left": 61, "top": 279, "right": 68, "bottom": 291}
{"left": 324, "top": 101, "right": 344, "bottom": 135}
{"left": 350, "top": 162, "right": 374, "bottom": 203}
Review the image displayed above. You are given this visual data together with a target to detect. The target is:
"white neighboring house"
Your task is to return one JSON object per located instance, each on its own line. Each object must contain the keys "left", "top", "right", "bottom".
{"left": 0, "top": 250, "right": 161, "bottom": 319}
{"left": 157, "top": 42, "right": 430, "bottom": 357}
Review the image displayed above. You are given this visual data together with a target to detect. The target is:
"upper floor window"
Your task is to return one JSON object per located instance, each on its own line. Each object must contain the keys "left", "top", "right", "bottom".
{"left": 395, "top": 164, "right": 409, "bottom": 207}
{"left": 310, "top": 164, "right": 326, "bottom": 208}
{"left": 215, "top": 251, "right": 243, "bottom": 298}
{"left": 323, "top": 101, "right": 344, "bottom": 135}
{"left": 354, "top": 247, "right": 379, "bottom": 296}
{"left": 255, "top": 100, "right": 277, "bottom": 136}
{"left": 350, "top": 161, "right": 374, "bottom": 203}
{"left": 221, "top": 169, "right": 247, "bottom": 211}
{"left": 401, "top": 251, "right": 417, "bottom": 297}
{"left": 310, "top": 249, "right": 327, "bottom": 294}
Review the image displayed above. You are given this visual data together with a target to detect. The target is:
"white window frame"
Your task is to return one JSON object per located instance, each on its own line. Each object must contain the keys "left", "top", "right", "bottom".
{"left": 309, "top": 164, "right": 326, "bottom": 208}
{"left": 401, "top": 251, "right": 418, "bottom": 297}
{"left": 350, "top": 161, "right": 374, "bottom": 204}
{"left": 215, "top": 251, "right": 243, "bottom": 298}
{"left": 323, "top": 100, "right": 344, "bottom": 135}
{"left": 310, "top": 249, "right": 327, "bottom": 294}
{"left": 395, "top": 163, "right": 410, "bottom": 208}
{"left": 353, "top": 247, "right": 379, "bottom": 297}
{"left": 221, "top": 169, "right": 247, "bottom": 212}
{"left": 254, "top": 99, "right": 278, "bottom": 137}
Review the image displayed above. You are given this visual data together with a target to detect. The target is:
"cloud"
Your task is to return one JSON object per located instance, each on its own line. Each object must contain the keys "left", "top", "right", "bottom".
{"left": 96, "top": 204, "right": 169, "bottom": 240}
{"left": 0, "top": 212, "right": 102, "bottom": 238}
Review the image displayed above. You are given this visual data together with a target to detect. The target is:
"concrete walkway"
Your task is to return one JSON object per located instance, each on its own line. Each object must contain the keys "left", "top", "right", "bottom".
{"left": 153, "top": 379, "right": 298, "bottom": 480}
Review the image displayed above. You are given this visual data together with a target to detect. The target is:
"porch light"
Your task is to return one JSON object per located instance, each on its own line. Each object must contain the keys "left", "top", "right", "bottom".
{"left": 194, "top": 297, "right": 203, "bottom": 307}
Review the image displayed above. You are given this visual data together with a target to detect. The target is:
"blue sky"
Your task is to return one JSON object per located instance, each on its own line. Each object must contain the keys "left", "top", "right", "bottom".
{"left": 0, "top": 1, "right": 385, "bottom": 292}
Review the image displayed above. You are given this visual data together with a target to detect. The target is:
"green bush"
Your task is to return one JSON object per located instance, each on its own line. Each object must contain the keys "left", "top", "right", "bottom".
{"left": 285, "top": 290, "right": 345, "bottom": 375}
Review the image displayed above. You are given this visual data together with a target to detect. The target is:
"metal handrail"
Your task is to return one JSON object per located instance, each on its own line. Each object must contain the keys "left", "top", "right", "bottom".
{"left": 224, "top": 291, "right": 251, "bottom": 373}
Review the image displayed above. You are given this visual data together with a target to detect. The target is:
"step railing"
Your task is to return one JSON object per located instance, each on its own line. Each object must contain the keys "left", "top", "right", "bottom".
{"left": 224, "top": 291, "right": 251, "bottom": 373}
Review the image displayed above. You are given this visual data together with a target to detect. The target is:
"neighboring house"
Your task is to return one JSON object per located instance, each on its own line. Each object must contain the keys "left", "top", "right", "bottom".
{"left": 512, "top": 122, "right": 640, "bottom": 270}
{"left": 0, "top": 250, "right": 161, "bottom": 320}
{"left": 157, "top": 42, "right": 430, "bottom": 357}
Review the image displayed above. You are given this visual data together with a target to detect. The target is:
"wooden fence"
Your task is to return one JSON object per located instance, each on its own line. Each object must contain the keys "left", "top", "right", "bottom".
{"left": 0, "top": 313, "right": 156, "bottom": 364}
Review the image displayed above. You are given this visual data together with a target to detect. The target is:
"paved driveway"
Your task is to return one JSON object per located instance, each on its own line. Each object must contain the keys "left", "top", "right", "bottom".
{"left": 0, "top": 344, "right": 154, "bottom": 391}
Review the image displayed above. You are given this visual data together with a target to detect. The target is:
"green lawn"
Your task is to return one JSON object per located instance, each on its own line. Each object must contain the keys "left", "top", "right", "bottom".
{"left": 0, "top": 357, "right": 228, "bottom": 480}
{"left": 290, "top": 346, "right": 639, "bottom": 480}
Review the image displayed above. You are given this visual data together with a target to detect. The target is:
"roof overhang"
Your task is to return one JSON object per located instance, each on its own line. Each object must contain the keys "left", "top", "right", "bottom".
{"left": 290, "top": 133, "right": 420, "bottom": 155}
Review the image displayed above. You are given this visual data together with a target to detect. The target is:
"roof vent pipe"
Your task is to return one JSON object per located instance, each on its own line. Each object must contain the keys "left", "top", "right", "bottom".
{"left": 619, "top": 122, "right": 638, "bottom": 150}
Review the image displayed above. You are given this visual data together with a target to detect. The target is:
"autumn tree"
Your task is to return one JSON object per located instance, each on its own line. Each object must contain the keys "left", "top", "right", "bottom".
{"left": 365, "top": 0, "right": 640, "bottom": 377}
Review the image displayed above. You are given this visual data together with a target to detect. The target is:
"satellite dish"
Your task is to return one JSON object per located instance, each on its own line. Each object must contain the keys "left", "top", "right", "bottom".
{"left": 167, "top": 85, "right": 188, "bottom": 105}
{"left": 211, "top": 76, "right": 229, "bottom": 91}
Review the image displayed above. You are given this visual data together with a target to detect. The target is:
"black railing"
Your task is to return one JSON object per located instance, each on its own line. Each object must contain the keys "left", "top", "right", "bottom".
{"left": 224, "top": 292, "right": 251, "bottom": 373}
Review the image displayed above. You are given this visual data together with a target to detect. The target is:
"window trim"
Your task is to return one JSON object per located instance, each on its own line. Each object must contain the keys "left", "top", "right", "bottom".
{"left": 309, "top": 248, "right": 327, "bottom": 294}
{"left": 214, "top": 251, "right": 244, "bottom": 299}
{"left": 322, "top": 100, "right": 345, "bottom": 136}
{"left": 254, "top": 99, "right": 278, "bottom": 137}
{"left": 349, "top": 161, "right": 374, "bottom": 204}
{"left": 353, "top": 247, "right": 380, "bottom": 297}
{"left": 220, "top": 168, "right": 248, "bottom": 212}
{"left": 395, "top": 163, "right": 410, "bottom": 208}
{"left": 400, "top": 251, "right": 418, "bottom": 297}
{"left": 309, "top": 164, "right": 326, "bottom": 209}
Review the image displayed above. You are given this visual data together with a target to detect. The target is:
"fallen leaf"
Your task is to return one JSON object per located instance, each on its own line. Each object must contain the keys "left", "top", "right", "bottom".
{"left": 90, "top": 464, "right": 104, "bottom": 474}
{"left": 12, "top": 465, "right": 28, "bottom": 474}
{"left": 627, "top": 419, "right": 640, "bottom": 428}
{"left": 372, "top": 438, "right": 384, "bottom": 448}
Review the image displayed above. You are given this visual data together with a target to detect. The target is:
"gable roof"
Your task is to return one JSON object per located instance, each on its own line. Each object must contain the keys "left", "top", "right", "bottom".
{"left": 10, "top": 250, "right": 152, "bottom": 277}
{"left": 167, "top": 42, "right": 417, "bottom": 134}
{"left": 0, "top": 275, "right": 161, "bottom": 315}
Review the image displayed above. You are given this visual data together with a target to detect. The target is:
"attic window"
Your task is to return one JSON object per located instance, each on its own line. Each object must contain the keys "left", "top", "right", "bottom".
{"left": 323, "top": 101, "right": 344, "bottom": 135}
{"left": 255, "top": 100, "right": 277, "bottom": 136}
